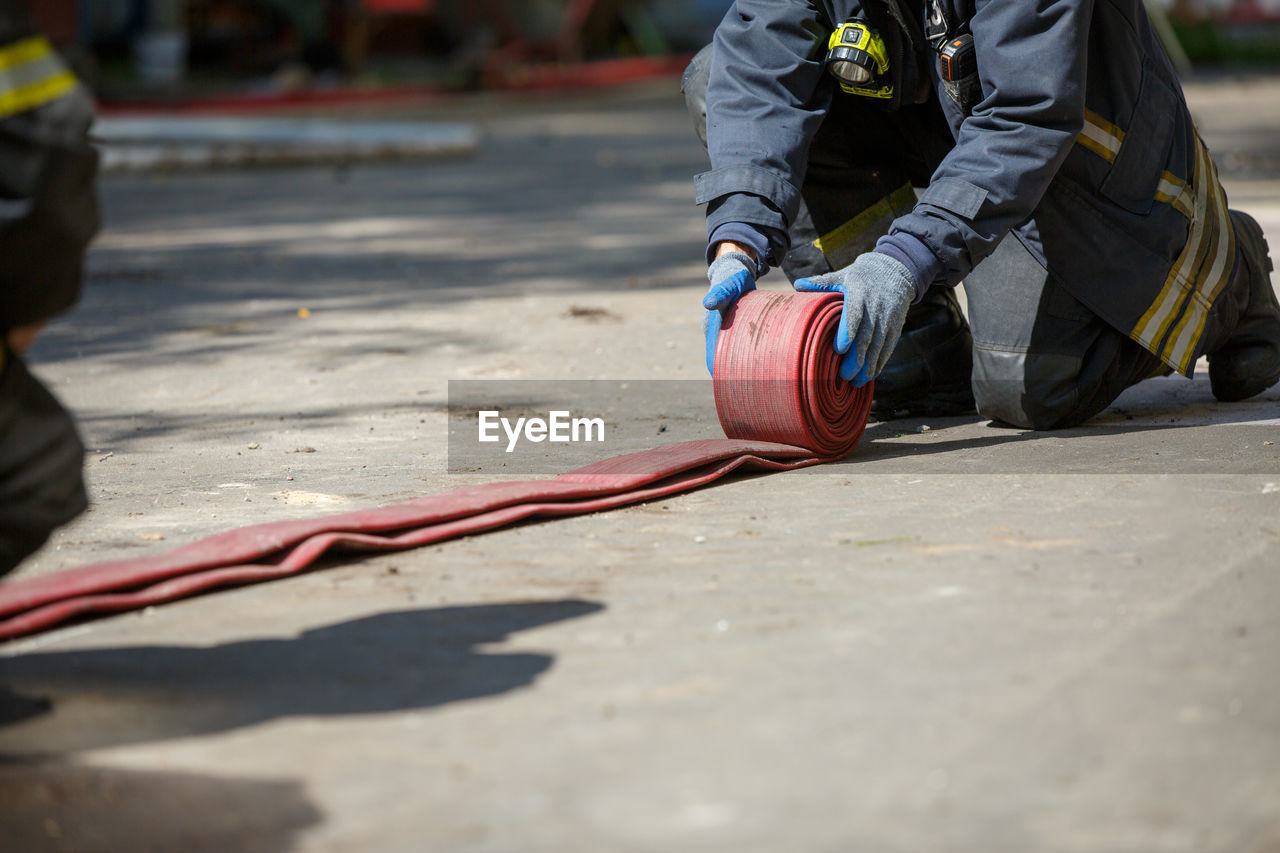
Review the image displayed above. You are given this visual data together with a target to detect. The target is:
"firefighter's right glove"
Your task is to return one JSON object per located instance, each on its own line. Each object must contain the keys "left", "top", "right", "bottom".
{"left": 701, "top": 251, "right": 756, "bottom": 376}
{"left": 793, "top": 252, "right": 915, "bottom": 387}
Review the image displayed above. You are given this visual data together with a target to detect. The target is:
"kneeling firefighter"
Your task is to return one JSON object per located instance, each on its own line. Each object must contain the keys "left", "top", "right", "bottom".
{"left": 686, "top": 0, "right": 1279, "bottom": 427}
{"left": 0, "top": 3, "right": 100, "bottom": 575}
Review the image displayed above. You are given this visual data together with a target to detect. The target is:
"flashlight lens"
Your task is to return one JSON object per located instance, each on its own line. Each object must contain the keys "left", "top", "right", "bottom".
{"left": 830, "top": 60, "right": 872, "bottom": 84}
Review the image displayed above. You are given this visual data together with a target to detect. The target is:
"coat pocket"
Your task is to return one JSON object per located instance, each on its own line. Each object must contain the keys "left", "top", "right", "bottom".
{"left": 1098, "top": 62, "right": 1179, "bottom": 216}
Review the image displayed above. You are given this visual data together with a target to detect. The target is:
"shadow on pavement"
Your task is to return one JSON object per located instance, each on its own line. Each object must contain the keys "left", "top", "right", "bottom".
{"left": 33, "top": 96, "right": 709, "bottom": 369}
{"left": 0, "top": 761, "right": 322, "bottom": 853}
{"left": 73, "top": 397, "right": 452, "bottom": 450}
{"left": 0, "top": 600, "right": 603, "bottom": 756}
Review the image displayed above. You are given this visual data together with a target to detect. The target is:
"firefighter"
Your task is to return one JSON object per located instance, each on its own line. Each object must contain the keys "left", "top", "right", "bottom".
{"left": 0, "top": 3, "right": 99, "bottom": 574}
{"left": 687, "top": 0, "right": 1278, "bottom": 428}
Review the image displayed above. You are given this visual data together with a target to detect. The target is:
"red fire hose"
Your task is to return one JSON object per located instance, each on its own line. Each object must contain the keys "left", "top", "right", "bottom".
{"left": 0, "top": 292, "right": 872, "bottom": 641}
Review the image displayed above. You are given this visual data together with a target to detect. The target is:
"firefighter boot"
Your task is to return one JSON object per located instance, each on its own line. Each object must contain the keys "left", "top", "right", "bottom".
{"left": 1208, "top": 211, "right": 1280, "bottom": 402}
{"left": 871, "top": 285, "right": 976, "bottom": 418}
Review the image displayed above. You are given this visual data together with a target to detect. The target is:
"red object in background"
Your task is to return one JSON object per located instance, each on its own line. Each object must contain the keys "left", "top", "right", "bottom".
{"left": 361, "top": 0, "right": 435, "bottom": 12}
{"left": 1225, "top": 0, "right": 1273, "bottom": 24}
{"left": 99, "top": 54, "right": 693, "bottom": 115}
{"left": 30, "top": 0, "right": 78, "bottom": 45}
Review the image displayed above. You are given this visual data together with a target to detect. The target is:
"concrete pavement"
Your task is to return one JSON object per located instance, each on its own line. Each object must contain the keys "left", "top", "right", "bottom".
{"left": 1, "top": 76, "right": 1278, "bottom": 851}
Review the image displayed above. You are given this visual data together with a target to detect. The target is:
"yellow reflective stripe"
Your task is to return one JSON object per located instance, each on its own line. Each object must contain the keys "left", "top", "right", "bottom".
{"left": 812, "top": 182, "right": 917, "bottom": 255}
{"left": 1161, "top": 140, "right": 1235, "bottom": 373}
{"left": 1078, "top": 109, "right": 1124, "bottom": 162}
{"left": 0, "top": 69, "right": 77, "bottom": 117}
{"left": 1077, "top": 111, "right": 1195, "bottom": 221}
{"left": 1083, "top": 108, "right": 1124, "bottom": 143}
{"left": 1077, "top": 125, "right": 1121, "bottom": 162}
{"left": 1075, "top": 131, "right": 1115, "bottom": 163}
{"left": 1129, "top": 135, "right": 1236, "bottom": 373}
{"left": 0, "top": 35, "right": 78, "bottom": 118}
{"left": 1162, "top": 142, "right": 1232, "bottom": 373}
{"left": 1155, "top": 171, "right": 1194, "bottom": 221}
{"left": 2, "top": 47, "right": 70, "bottom": 91}
{"left": 1132, "top": 141, "right": 1210, "bottom": 355}
{"left": 0, "top": 36, "right": 56, "bottom": 71}
{"left": 1077, "top": 111, "right": 1232, "bottom": 371}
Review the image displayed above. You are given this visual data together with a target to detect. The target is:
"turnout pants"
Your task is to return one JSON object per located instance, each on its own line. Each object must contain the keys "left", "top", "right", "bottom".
{"left": 684, "top": 45, "right": 1167, "bottom": 429}
{"left": 0, "top": 5, "right": 99, "bottom": 575}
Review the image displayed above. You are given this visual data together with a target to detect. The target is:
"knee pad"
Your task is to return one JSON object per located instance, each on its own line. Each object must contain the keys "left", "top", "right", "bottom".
{"left": 972, "top": 347, "right": 1084, "bottom": 430}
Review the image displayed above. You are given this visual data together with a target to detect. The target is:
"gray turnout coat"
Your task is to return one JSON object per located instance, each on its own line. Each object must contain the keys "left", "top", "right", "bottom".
{"left": 697, "top": 0, "right": 1234, "bottom": 375}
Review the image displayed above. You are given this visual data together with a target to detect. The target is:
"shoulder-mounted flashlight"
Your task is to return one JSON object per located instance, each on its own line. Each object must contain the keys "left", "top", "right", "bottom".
{"left": 825, "top": 21, "right": 892, "bottom": 100}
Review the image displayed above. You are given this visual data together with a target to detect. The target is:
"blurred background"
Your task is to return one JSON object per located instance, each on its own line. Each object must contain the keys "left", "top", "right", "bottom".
{"left": 40, "top": 0, "right": 733, "bottom": 102}
{"left": 31, "top": 0, "right": 1280, "bottom": 106}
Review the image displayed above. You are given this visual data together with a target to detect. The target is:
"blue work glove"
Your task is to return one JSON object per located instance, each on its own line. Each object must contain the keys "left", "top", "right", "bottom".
{"left": 701, "top": 251, "right": 756, "bottom": 375}
{"left": 793, "top": 252, "right": 916, "bottom": 386}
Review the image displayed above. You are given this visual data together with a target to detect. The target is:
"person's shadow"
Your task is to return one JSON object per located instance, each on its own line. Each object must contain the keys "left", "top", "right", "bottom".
{"left": 0, "top": 599, "right": 603, "bottom": 757}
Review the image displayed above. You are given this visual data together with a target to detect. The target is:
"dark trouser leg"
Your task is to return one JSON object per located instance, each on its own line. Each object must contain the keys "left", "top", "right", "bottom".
{"left": 0, "top": 30, "right": 99, "bottom": 575}
{"left": 683, "top": 45, "right": 972, "bottom": 415}
{"left": 966, "top": 234, "right": 1164, "bottom": 430}
{"left": 0, "top": 348, "right": 87, "bottom": 576}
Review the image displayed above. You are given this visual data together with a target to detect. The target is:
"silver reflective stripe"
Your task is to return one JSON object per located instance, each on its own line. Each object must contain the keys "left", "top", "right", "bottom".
{"left": 0, "top": 36, "right": 77, "bottom": 118}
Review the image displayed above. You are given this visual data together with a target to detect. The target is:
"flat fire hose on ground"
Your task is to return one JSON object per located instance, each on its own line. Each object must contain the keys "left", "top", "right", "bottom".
{"left": 0, "top": 292, "right": 873, "bottom": 641}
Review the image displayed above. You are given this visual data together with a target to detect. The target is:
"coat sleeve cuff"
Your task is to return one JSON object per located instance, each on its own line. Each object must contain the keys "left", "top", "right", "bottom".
{"left": 707, "top": 222, "right": 776, "bottom": 276}
{"left": 695, "top": 165, "right": 803, "bottom": 224}
{"left": 705, "top": 191, "right": 790, "bottom": 267}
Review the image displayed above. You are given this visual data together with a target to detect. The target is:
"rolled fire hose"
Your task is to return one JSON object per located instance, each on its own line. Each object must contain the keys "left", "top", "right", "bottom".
{"left": 0, "top": 292, "right": 873, "bottom": 640}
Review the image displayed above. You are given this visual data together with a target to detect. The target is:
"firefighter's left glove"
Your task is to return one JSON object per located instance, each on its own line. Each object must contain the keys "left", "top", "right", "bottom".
{"left": 701, "top": 251, "right": 756, "bottom": 376}
{"left": 794, "top": 252, "right": 915, "bottom": 386}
